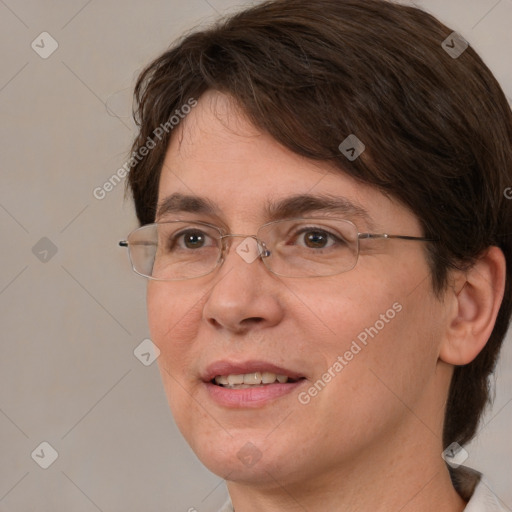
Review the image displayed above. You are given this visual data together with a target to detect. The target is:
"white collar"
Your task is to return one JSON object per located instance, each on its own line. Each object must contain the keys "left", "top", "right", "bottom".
{"left": 457, "top": 467, "right": 506, "bottom": 511}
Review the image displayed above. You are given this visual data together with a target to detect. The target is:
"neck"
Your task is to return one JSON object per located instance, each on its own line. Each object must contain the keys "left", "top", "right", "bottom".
{"left": 226, "top": 417, "right": 467, "bottom": 512}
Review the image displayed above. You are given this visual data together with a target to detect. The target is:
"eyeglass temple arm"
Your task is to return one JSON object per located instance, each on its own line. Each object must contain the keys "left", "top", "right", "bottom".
{"left": 358, "top": 233, "right": 437, "bottom": 241}
{"left": 119, "top": 241, "right": 158, "bottom": 247}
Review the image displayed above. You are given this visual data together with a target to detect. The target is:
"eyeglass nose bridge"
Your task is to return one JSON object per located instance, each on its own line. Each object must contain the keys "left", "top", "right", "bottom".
{"left": 218, "top": 233, "right": 272, "bottom": 260}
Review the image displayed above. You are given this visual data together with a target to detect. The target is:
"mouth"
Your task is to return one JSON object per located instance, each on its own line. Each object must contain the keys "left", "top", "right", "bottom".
{"left": 202, "top": 361, "right": 307, "bottom": 407}
{"left": 212, "top": 371, "right": 303, "bottom": 389}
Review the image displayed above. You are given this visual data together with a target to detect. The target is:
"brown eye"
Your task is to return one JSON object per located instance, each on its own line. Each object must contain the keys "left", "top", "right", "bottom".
{"left": 303, "top": 230, "right": 329, "bottom": 248}
{"left": 169, "top": 229, "right": 213, "bottom": 250}
{"left": 292, "top": 227, "right": 345, "bottom": 249}
{"left": 181, "top": 231, "right": 206, "bottom": 249}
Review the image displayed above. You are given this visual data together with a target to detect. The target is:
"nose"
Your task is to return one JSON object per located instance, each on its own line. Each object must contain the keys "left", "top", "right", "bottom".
{"left": 220, "top": 234, "right": 271, "bottom": 262}
{"left": 201, "top": 234, "right": 283, "bottom": 333}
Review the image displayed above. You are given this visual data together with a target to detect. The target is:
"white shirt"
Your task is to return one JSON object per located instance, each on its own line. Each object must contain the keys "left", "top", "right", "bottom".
{"left": 216, "top": 466, "right": 506, "bottom": 511}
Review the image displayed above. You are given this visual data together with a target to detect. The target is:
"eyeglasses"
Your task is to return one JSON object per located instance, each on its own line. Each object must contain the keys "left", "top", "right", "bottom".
{"left": 119, "top": 217, "right": 436, "bottom": 281}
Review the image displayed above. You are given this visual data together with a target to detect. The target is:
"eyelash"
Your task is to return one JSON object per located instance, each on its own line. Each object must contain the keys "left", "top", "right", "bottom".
{"left": 168, "top": 226, "right": 346, "bottom": 250}
{"left": 290, "top": 226, "right": 345, "bottom": 248}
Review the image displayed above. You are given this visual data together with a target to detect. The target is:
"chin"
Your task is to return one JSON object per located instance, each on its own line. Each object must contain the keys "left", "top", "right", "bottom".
{"left": 183, "top": 424, "right": 312, "bottom": 487}
{"left": 197, "top": 446, "right": 291, "bottom": 486}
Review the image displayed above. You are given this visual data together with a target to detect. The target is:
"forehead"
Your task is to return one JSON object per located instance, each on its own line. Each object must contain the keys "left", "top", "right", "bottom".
{"left": 156, "top": 91, "right": 417, "bottom": 233}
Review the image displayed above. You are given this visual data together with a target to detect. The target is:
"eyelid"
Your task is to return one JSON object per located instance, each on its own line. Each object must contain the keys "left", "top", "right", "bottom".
{"left": 171, "top": 224, "right": 225, "bottom": 242}
{"left": 159, "top": 215, "right": 228, "bottom": 233}
{"left": 291, "top": 226, "right": 344, "bottom": 246}
{"left": 157, "top": 215, "right": 365, "bottom": 236}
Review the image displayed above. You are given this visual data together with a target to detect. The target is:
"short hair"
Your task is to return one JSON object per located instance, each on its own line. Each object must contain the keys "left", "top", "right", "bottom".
{"left": 125, "top": 0, "right": 512, "bottom": 448}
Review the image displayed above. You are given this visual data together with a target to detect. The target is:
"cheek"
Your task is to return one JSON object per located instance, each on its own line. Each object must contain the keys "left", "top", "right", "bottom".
{"left": 147, "top": 282, "right": 201, "bottom": 398}
{"left": 306, "top": 268, "right": 440, "bottom": 409}
{"left": 147, "top": 282, "right": 201, "bottom": 350}
{"left": 147, "top": 284, "right": 172, "bottom": 358}
{"left": 290, "top": 269, "right": 403, "bottom": 353}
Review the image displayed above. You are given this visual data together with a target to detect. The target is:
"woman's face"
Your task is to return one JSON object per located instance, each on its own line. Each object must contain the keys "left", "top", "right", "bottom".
{"left": 147, "top": 91, "right": 449, "bottom": 486}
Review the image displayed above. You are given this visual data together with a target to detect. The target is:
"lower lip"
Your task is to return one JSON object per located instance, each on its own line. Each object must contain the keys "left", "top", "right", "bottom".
{"left": 204, "top": 380, "right": 305, "bottom": 408}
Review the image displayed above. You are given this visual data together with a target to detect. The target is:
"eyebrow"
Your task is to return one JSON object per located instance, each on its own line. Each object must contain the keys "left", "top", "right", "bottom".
{"left": 155, "top": 192, "right": 377, "bottom": 230}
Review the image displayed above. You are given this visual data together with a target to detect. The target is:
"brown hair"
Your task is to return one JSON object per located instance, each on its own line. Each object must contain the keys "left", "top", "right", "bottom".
{"left": 125, "top": 0, "right": 512, "bottom": 448}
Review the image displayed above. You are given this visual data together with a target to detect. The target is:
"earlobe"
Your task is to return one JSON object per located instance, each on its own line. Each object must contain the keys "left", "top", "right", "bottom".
{"left": 439, "top": 246, "right": 506, "bottom": 366}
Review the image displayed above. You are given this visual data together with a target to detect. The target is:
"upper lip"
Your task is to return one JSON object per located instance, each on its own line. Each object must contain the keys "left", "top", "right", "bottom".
{"left": 201, "top": 360, "right": 305, "bottom": 382}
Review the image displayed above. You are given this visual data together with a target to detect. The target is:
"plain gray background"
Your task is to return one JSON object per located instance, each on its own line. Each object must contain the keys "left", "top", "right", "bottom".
{"left": 1, "top": 0, "right": 511, "bottom": 510}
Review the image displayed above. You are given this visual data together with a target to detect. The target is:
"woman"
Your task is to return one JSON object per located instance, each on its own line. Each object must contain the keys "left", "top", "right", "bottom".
{"left": 120, "top": 1, "right": 512, "bottom": 509}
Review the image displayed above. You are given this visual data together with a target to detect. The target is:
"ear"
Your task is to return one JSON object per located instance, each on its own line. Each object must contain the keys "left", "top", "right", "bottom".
{"left": 439, "top": 246, "right": 506, "bottom": 365}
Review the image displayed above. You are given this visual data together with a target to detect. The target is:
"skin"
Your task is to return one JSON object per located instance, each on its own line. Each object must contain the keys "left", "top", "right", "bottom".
{"left": 147, "top": 90, "right": 506, "bottom": 512}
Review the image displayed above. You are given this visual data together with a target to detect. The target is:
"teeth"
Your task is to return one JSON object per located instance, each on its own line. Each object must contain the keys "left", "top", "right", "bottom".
{"left": 215, "top": 375, "right": 228, "bottom": 386}
{"left": 262, "top": 371, "right": 277, "bottom": 384}
{"left": 243, "top": 372, "right": 262, "bottom": 385}
{"left": 214, "top": 372, "right": 291, "bottom": 387}
{"left": 227, "top": 374, "right": 244, "bottom": 385}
